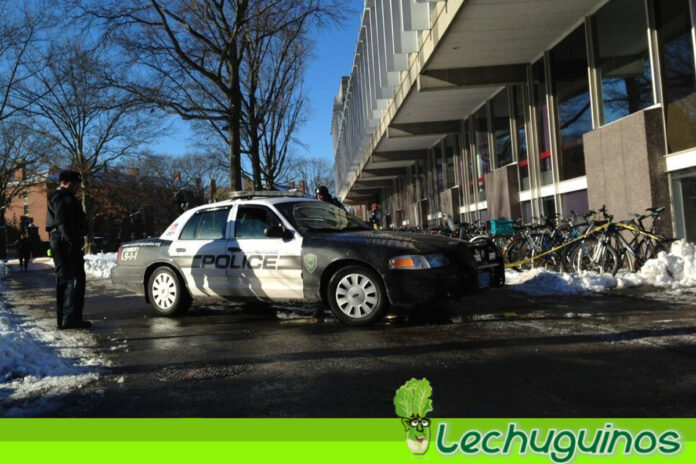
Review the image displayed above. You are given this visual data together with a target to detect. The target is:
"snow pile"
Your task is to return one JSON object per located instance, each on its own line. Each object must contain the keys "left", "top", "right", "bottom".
{"left": 505, "top": 268, "right": 620, "bottom": 296}
{"left": 84, "top": 252, "right": 117, "bottom": 279}
{"left": 0, "top": 273, "right": 105, "bottom": 414}
{"left": 506, "top": 240, "right": 696, "bottom": 296}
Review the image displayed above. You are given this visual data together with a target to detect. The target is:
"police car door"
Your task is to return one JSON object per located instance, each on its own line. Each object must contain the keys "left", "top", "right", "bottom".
{"left": 171, "top": 206, "right": 233, "bottom": 298}
{"left": 229, "top": 204, "right": 303, "bottom": 300}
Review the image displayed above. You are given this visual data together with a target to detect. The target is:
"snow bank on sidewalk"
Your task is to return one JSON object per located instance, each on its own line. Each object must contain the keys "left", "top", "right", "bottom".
{"left": 506, "top": 240, "right": 696, "bottom": 296}
{"left": 0, "top": 272, "right": 106, "bottom": 415}
{"left": 84, "top": 252, "right": 117, "bottom": 279}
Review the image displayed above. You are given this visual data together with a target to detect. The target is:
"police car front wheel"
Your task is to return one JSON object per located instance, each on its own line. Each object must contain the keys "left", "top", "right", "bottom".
{"left": 148, "top": 266, "right": 191, "bottom": 316}
{"left": 327, "top": 265, "right": 386, "bottom": 325}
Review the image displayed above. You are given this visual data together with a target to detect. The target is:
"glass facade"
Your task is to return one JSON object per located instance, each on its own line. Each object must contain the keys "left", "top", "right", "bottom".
{"left": 513, "top": 85, "right": 529, "bottom": 190}
{"left": 474, "top": 108, "right": 489, "bottom": 202}
{"left": 358, "top": 0, "right": 695, "bottom": 229}
{"left": 465, "top": 123, "right": 476, "bottom": 202}
{"left": 656, "top": 0, "right": 696, "bottom": 153}
{"left": 594, "top": 0, "right": 654, "bottom": 124}
{"left": 532, "top": 59, "right": 553, "bottom": 185}
{"left": 445, "top": 135, "right": 456, "bottom": 188}
{"left": 551, "top": 25, "right": 591, "bottom": 181}
{"left": 492, "top": 90, "right": 513, "bottom": 168}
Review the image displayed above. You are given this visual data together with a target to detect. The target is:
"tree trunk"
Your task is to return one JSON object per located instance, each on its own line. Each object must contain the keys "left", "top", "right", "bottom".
{"left": 250, "top": 118, "right": 262, "bottom": 190}
{"left": 81, "top": 173, "right": 95, "bottom": 255}
{"left": 0, "top": 192, "right": 7, "bottom": 260}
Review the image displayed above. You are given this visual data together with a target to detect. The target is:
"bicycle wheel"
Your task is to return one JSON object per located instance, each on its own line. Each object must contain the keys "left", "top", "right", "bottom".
{"left": 569, "top": 239, "right": 620, "bottom": 275}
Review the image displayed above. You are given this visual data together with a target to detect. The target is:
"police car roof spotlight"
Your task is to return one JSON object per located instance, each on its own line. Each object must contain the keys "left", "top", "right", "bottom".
{"left": 228, "top": 191, "right": 306, "bottom": 200}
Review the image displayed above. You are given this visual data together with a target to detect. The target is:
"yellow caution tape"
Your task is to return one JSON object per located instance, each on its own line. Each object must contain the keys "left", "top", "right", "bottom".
{"left": 504, "top": 223, "right": 610, "bottom": 269}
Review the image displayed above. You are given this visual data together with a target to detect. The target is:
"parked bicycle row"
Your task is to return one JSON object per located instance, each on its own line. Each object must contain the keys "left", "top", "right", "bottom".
{"left": 384, "top": 206, "right": 676, "bottom": 275}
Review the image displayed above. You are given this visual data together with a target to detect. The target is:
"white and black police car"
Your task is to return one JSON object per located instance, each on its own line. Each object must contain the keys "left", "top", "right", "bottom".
{"left": 111, "top": 192, "right": 504, "bottom": 325}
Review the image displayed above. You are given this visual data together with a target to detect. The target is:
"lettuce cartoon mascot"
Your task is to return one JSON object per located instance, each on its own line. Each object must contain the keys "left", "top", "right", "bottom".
{"left": 394, "top": 378, "right": 433, "bottom": 455}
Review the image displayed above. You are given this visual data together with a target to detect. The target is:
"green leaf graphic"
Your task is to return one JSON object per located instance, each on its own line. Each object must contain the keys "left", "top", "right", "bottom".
{"left": 393, "top": 378, "right": 433, "bottom": 418}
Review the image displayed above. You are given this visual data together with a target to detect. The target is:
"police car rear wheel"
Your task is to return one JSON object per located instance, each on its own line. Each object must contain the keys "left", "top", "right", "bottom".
{"left": 328, "top": 265, "right": 386, "bottom": 325}
{"left": 148, "top": 267, "right": 191, "bottom": 316}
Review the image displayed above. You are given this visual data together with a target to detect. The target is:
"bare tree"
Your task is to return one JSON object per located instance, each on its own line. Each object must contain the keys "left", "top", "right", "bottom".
{"left": 288, "top": 155, "right": 334, "bottom": 198}
{"left": 18, "top": 41, "right": 162, "bottom": 253}
{"left": 80, "top": 0, "right": 342, "bottom": 192}
{"left": 0, "top": 0, "right": 53, "bottom": 123}
{"left": 0, "top": 119, "right": 46, "bottom": 258}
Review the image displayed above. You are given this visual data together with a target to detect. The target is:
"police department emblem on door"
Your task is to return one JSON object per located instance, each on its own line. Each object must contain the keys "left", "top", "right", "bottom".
{"left": 303, "top": 253, "right": 318, "bottom": 273}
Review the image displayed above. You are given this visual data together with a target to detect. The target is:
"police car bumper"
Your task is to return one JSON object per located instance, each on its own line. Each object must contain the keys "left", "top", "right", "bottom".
{"left": 383, "top": 242, "right": 504, "bottom": 307}
{"left": 384, "top": 264, "right": 500, "bottom": 307}
{"left": 111, "top": 265, "right": 144, "bottom": 293}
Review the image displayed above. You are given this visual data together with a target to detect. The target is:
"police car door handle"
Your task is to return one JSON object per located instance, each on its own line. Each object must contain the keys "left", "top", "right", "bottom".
{"left": 175, "top": 248, "right": 186, "bottom": 253}
{"left": 228, "top": 247, "right": 241, "bottom": 252}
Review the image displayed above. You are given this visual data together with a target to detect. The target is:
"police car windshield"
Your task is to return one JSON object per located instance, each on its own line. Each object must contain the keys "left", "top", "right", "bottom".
{"left": 276, "top": 201, "right": 371, "bottom": 233}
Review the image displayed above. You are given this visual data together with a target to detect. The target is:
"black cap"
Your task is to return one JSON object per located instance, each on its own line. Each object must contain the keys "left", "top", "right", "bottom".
{"left": 315, "top": 185, "right": 329, "bottom": 197}
{"left": 59, "top": 170, "right": 82, "bottom": 183}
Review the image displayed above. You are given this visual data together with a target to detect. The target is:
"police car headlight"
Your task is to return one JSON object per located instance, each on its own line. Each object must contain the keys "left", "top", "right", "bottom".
{"left": 389, "top": 254, "right": 449, "bottom": 270}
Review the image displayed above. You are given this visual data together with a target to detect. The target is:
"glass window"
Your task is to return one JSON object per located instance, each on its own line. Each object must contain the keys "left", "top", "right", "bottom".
{"left": 594, "top": 0, "right": 654, "bottom": 125}
{"left": 179, "top": 213, "right": 202, "bottom": 240}
{"left": 464, "top": 123, "right": 476, "bottom": 202}
{"left": 656, "top": 0, "right": 696, "bottom": 153}
{"left": 235, "top": 206, "right": 282, "bottom": 239}
{"left": 474, "top": 107, "right": 490, "bottom": 202}
{"left": 492, "top": 90, "right": 513, "bottom": 168}
{"left": 197, "top": 208, "right": 229, "bottom": 240}
{"left": 672, "top": 173, "right": 696, "bottom": 242}
{"left": 445, "top": 135, "right": 456, "bottom": 188}
{"left": 521, "top": 200, "right": 532, "bottom": 223}
{"left": 513, "top": 85, "right": 530, "bottom": 190}
{"left": 23, "top": 205, "right": 29, "bottom": 215}
{"left": 434, "top": 144, "right": 443, "bottom": 194}
{"left": 541, "top": 197, "right": 556, "bottom": 221}
{"left": 532, "top": 59, "right": 554, "bottom": 185}
{"left": 551, "top": 26, "right": 592, "bottom": 181}
{"left": 561, "top": 190, "right": 589, "bottom": 218}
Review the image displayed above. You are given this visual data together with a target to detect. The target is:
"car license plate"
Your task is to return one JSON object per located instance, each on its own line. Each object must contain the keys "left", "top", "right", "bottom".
{"left": 478, "top": 272, "right": 491, "bottom": 289}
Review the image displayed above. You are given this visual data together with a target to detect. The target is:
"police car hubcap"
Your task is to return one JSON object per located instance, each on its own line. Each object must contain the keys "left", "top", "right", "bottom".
{"left": 153, "top": 273, "right": 177, "bottom": 309}
{"left": 335, "top": 273, "right": 378, "bottom": 318}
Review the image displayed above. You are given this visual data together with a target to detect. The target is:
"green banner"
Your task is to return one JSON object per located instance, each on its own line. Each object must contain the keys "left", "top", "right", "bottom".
{"left": 0, "top": 419, "right": 694, "bottom": 463}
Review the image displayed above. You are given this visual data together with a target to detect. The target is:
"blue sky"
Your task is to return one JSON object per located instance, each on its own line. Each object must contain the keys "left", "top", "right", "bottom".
{"left": 151, "top": 0, "right": 364, "bottom": 164}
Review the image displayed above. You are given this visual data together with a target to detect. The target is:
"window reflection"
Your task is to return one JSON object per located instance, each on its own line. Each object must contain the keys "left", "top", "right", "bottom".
{"left": 492, "top": 90, "right": 513, "bottom": 168}
{"left": 594, "top": 0, "right": 654, "bottom": 124}
{"left": 551, "top": 26, "right": 591, "bottom": 181}
{"left": 532, "top": 59, "right": 554, "bottom": 185}
{"left": 657, "top": 0, "right": 696, "bottom": 153}
{"left": 474, "top": 107, "right": 490, "bottom": 202}
{"left": 513, "top": 85, "right": 529, "bottom": 190}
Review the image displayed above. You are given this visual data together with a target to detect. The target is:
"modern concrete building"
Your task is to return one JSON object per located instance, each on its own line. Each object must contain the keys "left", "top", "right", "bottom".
{"left": 331, "top": 0, "right": 696, "bottom": 241}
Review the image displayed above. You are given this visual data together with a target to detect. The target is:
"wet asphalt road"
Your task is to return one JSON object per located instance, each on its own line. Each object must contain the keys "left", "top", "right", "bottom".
{"left": 3, "top": 263, "right": 696, "bottom": 418}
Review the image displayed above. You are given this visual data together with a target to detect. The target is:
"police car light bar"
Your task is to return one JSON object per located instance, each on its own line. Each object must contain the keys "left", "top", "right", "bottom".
{"left": 228, "top": 191, "right": 306, "bottom": 200}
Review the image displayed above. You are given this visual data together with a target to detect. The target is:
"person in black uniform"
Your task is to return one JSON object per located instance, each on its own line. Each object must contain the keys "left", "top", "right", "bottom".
{"left": 315, "top": 185, "right": 346, "bottom": 211}
{"left": 46, "top": 170, "right": 91, "bottom": 329}
{"left": 16, "top": 230, "right": 31, "bottom": 271}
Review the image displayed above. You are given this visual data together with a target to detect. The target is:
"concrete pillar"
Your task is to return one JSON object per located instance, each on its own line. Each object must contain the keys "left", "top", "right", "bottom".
{"left": 582, "top": 107, "right": 672, "bottom": 236}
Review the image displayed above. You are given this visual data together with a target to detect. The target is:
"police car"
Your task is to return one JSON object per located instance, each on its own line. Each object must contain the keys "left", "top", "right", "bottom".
{"left": 111, "top": 192, "right": 504, "bottom": 325}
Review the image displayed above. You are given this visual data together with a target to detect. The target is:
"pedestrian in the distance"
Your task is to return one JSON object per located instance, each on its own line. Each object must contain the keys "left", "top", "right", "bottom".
{"left": 369, "top": 203, "right": 381, "bottom": 230}
{"left": 46, "top": 170, "right": 90, "bottom": 330}
{"left": 16, "top": 230, "right": 31, "bottom": 271}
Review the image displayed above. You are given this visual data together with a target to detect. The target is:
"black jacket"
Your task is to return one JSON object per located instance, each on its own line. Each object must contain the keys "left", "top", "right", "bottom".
{"left": 46, "top": 188, "right": 87, "bottom": 251}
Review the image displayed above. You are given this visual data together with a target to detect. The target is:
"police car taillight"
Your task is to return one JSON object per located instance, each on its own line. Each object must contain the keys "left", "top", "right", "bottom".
{"left": 116, "top": 246, "right": 121, "bottom": 264}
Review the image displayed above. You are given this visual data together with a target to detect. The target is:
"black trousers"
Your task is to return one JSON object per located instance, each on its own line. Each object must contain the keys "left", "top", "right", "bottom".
{"left": 19, "top": 252, "right": 30, "bottom": 270}
{"left": 50, "top": 232, "right": 86, "bottom": 327}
